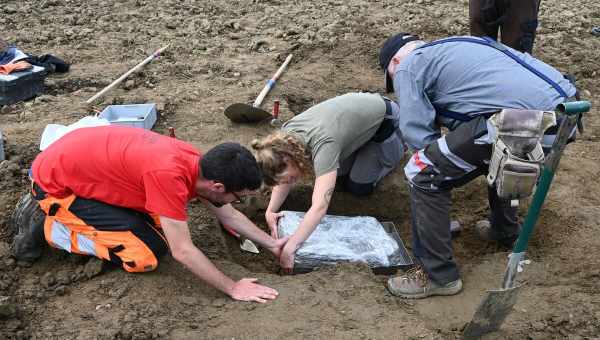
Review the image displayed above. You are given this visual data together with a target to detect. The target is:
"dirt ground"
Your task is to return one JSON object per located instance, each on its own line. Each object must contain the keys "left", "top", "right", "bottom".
{"left": 1, "top": 0, "right": 599, "bottom": 339}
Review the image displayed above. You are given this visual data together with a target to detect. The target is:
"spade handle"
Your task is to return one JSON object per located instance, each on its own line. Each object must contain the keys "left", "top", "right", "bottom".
{"left": 86, "top": 45, "right": 169, "bottom": 104}
{"left": 503, "top": 100, "right": 591, "bottom": 289}
{"left": 253, "top": 54, "right": 293, "bottom": 107}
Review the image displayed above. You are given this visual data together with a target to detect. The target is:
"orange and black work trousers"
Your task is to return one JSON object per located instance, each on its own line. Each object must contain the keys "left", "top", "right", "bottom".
{"left": 32, "top": 182, "right": 169, "bottom": 273}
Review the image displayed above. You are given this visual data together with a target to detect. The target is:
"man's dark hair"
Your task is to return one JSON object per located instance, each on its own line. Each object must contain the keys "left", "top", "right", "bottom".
{"left": 201, "top": 142, "right": 262, "bottom": 192}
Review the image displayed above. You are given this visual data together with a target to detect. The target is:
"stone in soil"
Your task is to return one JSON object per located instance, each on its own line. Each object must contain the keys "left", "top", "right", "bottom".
{"left": 108, "top": 285, "right": 129, "bottom": 299}
{"left": 123, "top": 79, "right": 136, "bottom": 90}
{"left": 41, "top": 272, "right": 56, "bottom": 288}
{"left": 4, "top": 258, "right": 16, "bottom": 269}
{"left": 0, "top": 242, "right": 10, "bottom": 259}
{"left": 54, "top": 285, "right": 68, "bottom": 296}
{"left": 83, "top": 258, "right": 104, "bottom": 279}
{"left": 55, "top": 270, "right": 72, "bottom": 285}
{"left": 0, "top": 297, "right": 18, "bottom": 319}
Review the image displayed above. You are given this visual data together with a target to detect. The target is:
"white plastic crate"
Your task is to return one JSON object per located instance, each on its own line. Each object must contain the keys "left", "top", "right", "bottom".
{"left": 99, "top": 103, "right": 157, "bottom": 130}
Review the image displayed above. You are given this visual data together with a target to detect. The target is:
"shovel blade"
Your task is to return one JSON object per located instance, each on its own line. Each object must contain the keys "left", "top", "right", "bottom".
{"left": 462, "top": 285, "right": 521, "bottom": 340}
{"left": 240, "top": 239, "right": 260, "bottom": 254}
{"left": 225, "top": 103, "right": 271, "bottom": 123}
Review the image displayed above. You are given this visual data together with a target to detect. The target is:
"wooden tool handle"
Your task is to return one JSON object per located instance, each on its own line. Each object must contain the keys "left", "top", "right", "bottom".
{"left": 253, "top": 54, "right": 293, "bottom": 107}
{"left": 85, "top": 45, "right": 169, "bottom": 104}
{"left": 272, "top": 54, "right": 293, "bottom": 81}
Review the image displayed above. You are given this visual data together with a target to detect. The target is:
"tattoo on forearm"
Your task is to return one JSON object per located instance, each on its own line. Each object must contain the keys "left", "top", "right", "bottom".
{"left": 324, "top": 188, "right": 334, "bottom": 203}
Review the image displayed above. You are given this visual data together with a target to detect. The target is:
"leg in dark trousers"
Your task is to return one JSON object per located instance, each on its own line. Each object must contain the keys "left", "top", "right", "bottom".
{"left": 500, "top": 0, "right": 541, "bottom": 54}
{"left": 470, "top": 0, "right": 501, "bottom": 40}
{"left": 405, "top": 116, "right": 495, "bottom": 284}
{"left": 409, "top": 185, "right": 458, "bottom": 284}
{"left": 470, "top": 0, "right": 541, "bottom": 53}
{"left": 487, "top": 185, "right": 521, "bottom": 244}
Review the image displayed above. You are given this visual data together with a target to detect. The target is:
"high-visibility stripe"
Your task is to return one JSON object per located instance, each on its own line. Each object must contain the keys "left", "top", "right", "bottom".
{"left": 76, "top": 234, "right": 97, "bottom": 256}
{"left": 437, "top": 136, "right": 476, "bottom": 173}
{"left": 50, "top": 220, "right": 71, "bottom": 252}
{"left": 414, "top": 151, "right": 427, "bottom": 170}
{"left": 404, "top": 151, "right": 434, "bottom": 181}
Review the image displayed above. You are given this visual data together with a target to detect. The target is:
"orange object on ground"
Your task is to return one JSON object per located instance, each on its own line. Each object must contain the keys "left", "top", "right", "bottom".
{"left": 0, "top": 61, "right": 32, "bottom": 75}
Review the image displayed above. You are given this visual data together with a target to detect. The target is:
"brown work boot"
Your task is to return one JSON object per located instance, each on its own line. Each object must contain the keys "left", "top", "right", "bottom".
{"left": 9, "top": 193, "right": 46, "bottom": 262}
{"left": 475, "top": 220, "right": 519, "bottom": 248}
{"left": 387, "top": 266, "right": 463, "bottom": 299}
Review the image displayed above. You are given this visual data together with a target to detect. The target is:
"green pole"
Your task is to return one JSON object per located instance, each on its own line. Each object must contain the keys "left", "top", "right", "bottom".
{"left": 512, "top": 166, "right": 555, "bottom": 253}
{"left": 511, "top": 101, "right": 591, "bottom": 261}
{"left": 558, "top": 101, "right": 591, "bottom": 115}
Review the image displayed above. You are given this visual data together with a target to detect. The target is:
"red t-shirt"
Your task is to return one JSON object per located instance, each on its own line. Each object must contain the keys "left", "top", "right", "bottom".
{"left": 32, "top": 126, "right": 200, "bottom": 221}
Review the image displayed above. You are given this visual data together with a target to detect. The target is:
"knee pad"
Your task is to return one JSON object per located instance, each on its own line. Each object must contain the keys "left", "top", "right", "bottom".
{"left": 336, "top": 174, "right": 349, "bottom": 189}
{"left": 344, "top": 179, "right": 375, "bottom": 197}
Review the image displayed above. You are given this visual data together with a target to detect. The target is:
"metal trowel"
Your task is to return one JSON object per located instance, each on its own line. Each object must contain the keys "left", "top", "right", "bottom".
{"left": 221, "top": 223, "right": 260, "bottom": 254}
{"left": 224, "top": 54, "right": 292, "bottom": 123}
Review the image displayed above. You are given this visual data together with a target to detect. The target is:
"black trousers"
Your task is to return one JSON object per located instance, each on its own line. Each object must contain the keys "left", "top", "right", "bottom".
{"left": 406, "top": 117, "right": 520, "bottom": 284}
{"left": 469, "top": 0, "right": 542, "bottom": 53}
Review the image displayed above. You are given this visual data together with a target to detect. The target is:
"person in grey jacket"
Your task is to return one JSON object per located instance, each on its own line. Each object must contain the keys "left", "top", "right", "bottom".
{"left": 379, "top": 33, "right": 576, "bottom": 299}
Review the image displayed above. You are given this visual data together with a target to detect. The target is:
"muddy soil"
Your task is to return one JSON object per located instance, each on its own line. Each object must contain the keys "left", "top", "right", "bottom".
{"left": 1, "top": 0, "right": 600, "bottom": 339}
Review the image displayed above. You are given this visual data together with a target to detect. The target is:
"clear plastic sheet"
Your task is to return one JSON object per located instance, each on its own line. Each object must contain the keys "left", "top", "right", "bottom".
{"left": 277, "top": 211, "right": 405, "bottom": 269}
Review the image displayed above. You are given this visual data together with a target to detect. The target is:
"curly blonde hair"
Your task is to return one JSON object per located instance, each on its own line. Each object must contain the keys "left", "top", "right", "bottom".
{"left": 251, "top": 131, "right": 312, "bottom": 186}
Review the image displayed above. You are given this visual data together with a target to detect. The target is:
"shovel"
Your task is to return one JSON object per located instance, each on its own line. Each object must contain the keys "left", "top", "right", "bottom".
{"left": 225, "top": 54, "right": 293, "bottom": 123}
{"left": 221, "top": 223, "right": 260, "bottom": 254}
{"left": 86, "top": 45, "right": 169, "bottom": 104}
{"left": 462, "top": 100, "right": 591, "bottom": 339}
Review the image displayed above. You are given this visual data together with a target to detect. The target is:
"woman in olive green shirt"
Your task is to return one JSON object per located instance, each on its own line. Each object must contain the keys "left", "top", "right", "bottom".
{"left": 251, "top": 92, "right": 405, "bottom": 272}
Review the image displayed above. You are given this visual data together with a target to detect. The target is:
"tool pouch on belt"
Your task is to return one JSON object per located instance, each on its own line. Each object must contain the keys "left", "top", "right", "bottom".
{"left": 487, "top": 108, "right": 556, "bottom": 200}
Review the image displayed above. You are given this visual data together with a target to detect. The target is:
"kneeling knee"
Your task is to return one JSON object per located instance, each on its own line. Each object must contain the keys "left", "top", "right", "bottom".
{"left": 345, "top": 179, "right": 375, "bottom": 197}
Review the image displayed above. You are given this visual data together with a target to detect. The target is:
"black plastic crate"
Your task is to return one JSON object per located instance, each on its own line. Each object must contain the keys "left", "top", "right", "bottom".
{"left": 0, "top": 65, "right": 47, "bottom": 106}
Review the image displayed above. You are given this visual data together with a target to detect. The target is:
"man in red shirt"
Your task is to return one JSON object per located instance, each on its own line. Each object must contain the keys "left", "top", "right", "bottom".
{"left": 11, "top": 126, "right": 288, "bottom": 303}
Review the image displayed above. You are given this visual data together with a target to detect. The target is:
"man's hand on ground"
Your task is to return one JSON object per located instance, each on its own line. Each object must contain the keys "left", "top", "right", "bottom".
{"left": 265, "top": 210, "right": 284, "bottom": 238}
{"left": 280, "top": 241, "right": 298, "bottom": 275}
{"left": 229, "top": 278, "right": 279, "bottom": 303}
{"left": 266, "top": 236, "right": 290, "bottom": 259}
